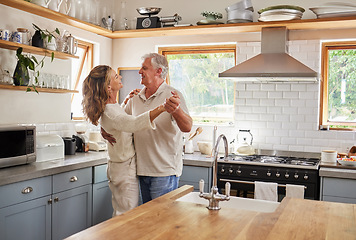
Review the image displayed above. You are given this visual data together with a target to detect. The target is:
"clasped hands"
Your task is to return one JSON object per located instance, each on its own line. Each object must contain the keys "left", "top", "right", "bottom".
{"left": 102, "top": 90, "right": 181, "bottom": 145}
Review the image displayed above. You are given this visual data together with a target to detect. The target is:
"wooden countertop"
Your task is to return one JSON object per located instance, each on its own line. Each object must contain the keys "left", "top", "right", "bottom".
{"left": 66, "top": 185, "right": 356, "bottom": 240}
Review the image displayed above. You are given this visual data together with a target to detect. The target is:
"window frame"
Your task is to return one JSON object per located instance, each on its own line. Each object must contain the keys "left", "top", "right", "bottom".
{"left": 71, "top": 40, "right": 93, "bottom": 120}
{"left": 320, "top": 41, "right": 356, "bottom": 130}
{"left": 158, "top": 44, "right": 237, "bottom": 124}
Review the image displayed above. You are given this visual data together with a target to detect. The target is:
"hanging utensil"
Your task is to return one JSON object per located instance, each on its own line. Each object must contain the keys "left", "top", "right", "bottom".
{"left": 188, "top": 127, "right": 203, "bottom": 141}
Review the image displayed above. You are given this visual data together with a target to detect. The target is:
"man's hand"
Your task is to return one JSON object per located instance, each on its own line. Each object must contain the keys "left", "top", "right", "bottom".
{"left": 124, "top": 89, "right": 141, "bottom": 105}
{"left": 164, "top": 91, "right": 181, "bottom": 114}
{"left": 101, "top": 127, "right": 116, "bottom": 146}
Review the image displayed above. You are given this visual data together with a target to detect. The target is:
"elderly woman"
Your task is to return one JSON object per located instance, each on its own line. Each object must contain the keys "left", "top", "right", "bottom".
{"left": 82, "top": 65, "right": 166, "bottom": 216}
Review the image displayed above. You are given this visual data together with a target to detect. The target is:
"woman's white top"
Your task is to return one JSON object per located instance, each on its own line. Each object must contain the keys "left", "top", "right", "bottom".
{"left": 100, "top": 103, "right": 156, "bottom": 163}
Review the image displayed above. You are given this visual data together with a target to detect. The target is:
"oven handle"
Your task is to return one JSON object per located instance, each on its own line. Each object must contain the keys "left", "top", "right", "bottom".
{"left": 219, "top": 178, "right": 307, "bottom": 189}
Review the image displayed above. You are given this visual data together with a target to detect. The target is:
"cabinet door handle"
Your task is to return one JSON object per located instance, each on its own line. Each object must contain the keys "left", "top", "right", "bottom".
{"left": 21, "top": 186, "right": 33, "bottom": 194}
{"left": 70, "top": 176, "right": 78, "bottom": 182}
{"left": 48, "top": 198, "right": 53, "bottom": 204}
{"left": 54, "top": 197, "right": 59, "bottom": 202}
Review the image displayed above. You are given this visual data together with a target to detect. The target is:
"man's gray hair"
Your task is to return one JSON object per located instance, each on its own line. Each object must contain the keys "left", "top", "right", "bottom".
{"left": 142, "top": 53, "right": 169, "bottom": 80}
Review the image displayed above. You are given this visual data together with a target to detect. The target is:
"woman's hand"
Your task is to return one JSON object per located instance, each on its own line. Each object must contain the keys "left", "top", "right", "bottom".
{"left": 164, "top": 91, "right": 181, "bottom": 114}
{"left": 101, "top": 127, "right": 116, "bottom": 146}
{"left": 124, "top": 88, "right": 141, "bottom": 105}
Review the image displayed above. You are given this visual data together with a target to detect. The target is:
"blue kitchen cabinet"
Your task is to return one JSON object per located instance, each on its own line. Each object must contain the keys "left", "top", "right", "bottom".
{"left": 0, "top": 168, "right": 93, "bottom": 240}
{"left": 179, "top": 165, "right": 213, "bottom": 192}
{"left": 92, "top": 164, "right": 113, "bottom": 225}
{"left": 0, "top": 176, "right": 52, "bottom": 240}
{"left": 321, "top": 177, "right": 356, "bottom": 204}
{"left": 52, "top": 167, "right": 92, "bottom": 240}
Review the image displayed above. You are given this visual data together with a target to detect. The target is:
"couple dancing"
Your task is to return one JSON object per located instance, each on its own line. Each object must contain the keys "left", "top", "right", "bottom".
{"left": 82, "top": 53, "right": 192, "bottom": 216}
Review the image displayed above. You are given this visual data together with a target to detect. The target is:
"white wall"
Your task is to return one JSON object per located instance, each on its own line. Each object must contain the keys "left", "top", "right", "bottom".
{"left": 111, "top": 2, "right": 356, "bottom": 153}
{"left": 0, "top": 4, "right": 112, "bottom": 124}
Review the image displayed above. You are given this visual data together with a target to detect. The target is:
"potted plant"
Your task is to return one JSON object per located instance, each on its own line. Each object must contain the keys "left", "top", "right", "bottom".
{"left": 32, "top": 23, "right": 60, "bottom": 50}
{"left": 13, "top": 47, "right": 54, "bottom": 93}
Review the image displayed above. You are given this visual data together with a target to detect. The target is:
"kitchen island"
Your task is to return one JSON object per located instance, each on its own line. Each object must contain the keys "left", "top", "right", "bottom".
{"left": 66, "top": 185, "right": 356, "bottom": 240}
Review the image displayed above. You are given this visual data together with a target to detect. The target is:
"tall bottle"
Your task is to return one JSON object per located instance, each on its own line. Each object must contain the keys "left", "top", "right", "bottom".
{"left": 118, "top": 1, "right": 128, "bottom": 30}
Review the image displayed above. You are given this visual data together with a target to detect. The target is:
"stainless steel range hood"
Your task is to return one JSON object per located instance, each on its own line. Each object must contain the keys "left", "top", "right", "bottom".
{"left": 219, "top": 27, "right": 318, "bottom": 82}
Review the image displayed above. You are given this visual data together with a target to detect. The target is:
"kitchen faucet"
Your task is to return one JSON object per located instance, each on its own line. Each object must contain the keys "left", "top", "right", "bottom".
{"left": 199, "top": 134, "right": 231, "bottom": 210}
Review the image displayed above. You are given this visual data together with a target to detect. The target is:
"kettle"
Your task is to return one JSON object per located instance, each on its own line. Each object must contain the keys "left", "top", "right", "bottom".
{"left": 235, "top": 130, "right": 255, "bottom": 155}
{"left": 67, "top": 34, "right": 78, "bottom": 55}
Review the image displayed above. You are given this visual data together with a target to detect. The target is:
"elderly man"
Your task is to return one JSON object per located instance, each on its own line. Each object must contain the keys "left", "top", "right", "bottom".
{"left": 104, "top": 53, "right": 192, "bottom": 203}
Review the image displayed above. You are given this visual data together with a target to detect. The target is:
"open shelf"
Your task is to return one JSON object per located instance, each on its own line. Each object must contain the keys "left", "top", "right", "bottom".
{"left": 0, "top": 0, "right": 113, "bottom": 38}
{"left": 2, "top": 0, "right": 356, "bottom": 39}
{"left": 0, "top": 84, "right": 78, "bottom": 93}
{"left": 110, "top": 16, "right": 356, "bottom": 39}
{"left": 3, "top": 0, "right": 356, "bottom": 40}
{"left": 0, "top": 39, "right": 78, "bottom": 60}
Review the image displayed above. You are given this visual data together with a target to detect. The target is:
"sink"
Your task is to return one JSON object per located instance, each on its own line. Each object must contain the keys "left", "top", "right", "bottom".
{"left": 176, "top": 192, "right": 280, "bottom": 213}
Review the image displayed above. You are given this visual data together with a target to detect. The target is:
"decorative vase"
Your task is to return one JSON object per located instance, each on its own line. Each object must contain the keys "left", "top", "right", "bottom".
{"left": 32, "top": 30, "right": 44, "bottom": 48}
{"left": 13, "top": 61, "right": 30, "bottom": 86}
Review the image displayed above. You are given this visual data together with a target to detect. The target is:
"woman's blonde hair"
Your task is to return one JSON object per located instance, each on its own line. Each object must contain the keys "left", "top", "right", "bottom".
{"left": 82, "top": 65, "right": 111, "bottom": 125}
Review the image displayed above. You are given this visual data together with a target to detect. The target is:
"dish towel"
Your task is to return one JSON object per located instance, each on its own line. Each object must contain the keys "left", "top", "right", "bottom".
{"left": 286, "top": 184, "right": 305, "bottom": 199}
{"left": 254, "top": 181, "right": 278, "bottom": 202}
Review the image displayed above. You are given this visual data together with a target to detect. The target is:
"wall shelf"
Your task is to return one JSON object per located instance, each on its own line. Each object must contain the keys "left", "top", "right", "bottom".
{"left": 0, "top": 39, "right": 78, "bottom": 60}
{"left": 2, "top": 0, "right": 356, "bottom": 39}
{"left": 0, "top": 84, "right": 78, "bottom": 93}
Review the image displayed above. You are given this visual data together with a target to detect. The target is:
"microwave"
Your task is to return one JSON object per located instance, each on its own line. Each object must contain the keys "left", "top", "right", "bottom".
{"left": 0, "top": 125, "right": 36, "bottom": 168}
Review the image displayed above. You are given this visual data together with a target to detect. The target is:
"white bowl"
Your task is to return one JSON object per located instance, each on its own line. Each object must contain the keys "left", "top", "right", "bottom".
{"left": 197, "top": 141, "right": 212, "bottom": 155}
{"left": 337, "top": 158, "right": 356, "bottom": 167}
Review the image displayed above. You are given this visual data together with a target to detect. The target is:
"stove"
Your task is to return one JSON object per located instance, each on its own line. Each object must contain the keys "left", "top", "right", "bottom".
{"left": 217, "top": 150, "right": 321, "bottom": 200}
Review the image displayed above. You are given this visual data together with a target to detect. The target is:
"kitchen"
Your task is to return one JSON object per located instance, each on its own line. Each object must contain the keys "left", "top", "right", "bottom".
{"left": 1, "top": 0, "right": 356, "bottom": 239}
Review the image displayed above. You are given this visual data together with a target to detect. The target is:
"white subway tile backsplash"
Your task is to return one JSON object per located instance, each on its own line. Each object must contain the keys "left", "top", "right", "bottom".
{"left": 246, "top": 84, "right": 261, "bottom": 91}
{"left": 276, "top": 84, "right": 291, "bottom": 91}
{"left": 283, "top": 107, "right": 298, "bottom": 115}
{"left": 235, "top": 83, "right": 246, "bottom": 91}
{"left": 267, "top": 121, "right": 282, "bottom": 129}
{"left": 298, "top": 107, "right": 315, "bottom": 115}
{"left": 291, "top": 84, "right": 307, "bottom": 92}
{"left": 297, "top": 138, "right": 313, "bottom": 146}
{"left": 253, "top": 91, "right": 268, "bottom": 98}
{"left": 299, "top": 92, "right": 315, "bottom": 99}
{"left": 283, "top": 92, "right": 298, "bottom": 99}
{"left": 297, "top": 122, "right": 314, "bottom": 130}
{"left": 268, "top": 91, "right": 283, "bottom": 99}
{"left": 275, "top": 99, "right": 290, "bottom": 107}
{"left": 260, "top": 84, "right": 275, "bottom": 91}
{"left": 281, "top": 137, "right": 297, "bottom": 145}
{"left": 274, "top": 129, "right": 289, "bottom": 137}
{"left": 267, "top": 106, "right": 282, "bottom": 114}
{"left": 260, "top": 99, "right": 275, "bottom": 107}
{"left": 282, "top": 122, "right": 298, "bottom": 130}
{"left": 289, "top": 114, "right": 304, "bottom": 123}
{"left": 290, "top": 99, "right": 306, "bottom": 107}
{"left": 246, "top": 99, "right": 260, "bottom": 106}
{"left": 274, "top": 114, "right": 290, "bottom": 122}
{"left": 237, "top": 91, "right": 253, "bottom": 98}
{"left": 252, "top": 106, "right": 267, "bottom": 113}
{"left": 289, "top": 130, "right": 305, "bottom": 138}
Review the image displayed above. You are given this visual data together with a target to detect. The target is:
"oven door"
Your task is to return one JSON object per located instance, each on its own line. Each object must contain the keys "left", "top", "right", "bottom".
{"left": 217, "top": 163, "right": 319, "bottom": 200}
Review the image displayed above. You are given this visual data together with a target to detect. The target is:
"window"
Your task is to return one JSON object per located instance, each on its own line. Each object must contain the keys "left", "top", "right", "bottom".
{"left": 320, "top": 41, "right": 356, "bottom": 130}
{"left": 71, "top": 40, "right": 93, "bottom": 120}
{"left": 159, "top": 45, "right": 236, "bottom": 124}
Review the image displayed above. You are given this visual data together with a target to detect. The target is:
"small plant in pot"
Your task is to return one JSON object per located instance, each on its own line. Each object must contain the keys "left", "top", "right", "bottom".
{"left": 13, "top": 47, "right": 54, "bottom": 93}
{"left": 32, "top": 23, "right": 60, "bottom": 50}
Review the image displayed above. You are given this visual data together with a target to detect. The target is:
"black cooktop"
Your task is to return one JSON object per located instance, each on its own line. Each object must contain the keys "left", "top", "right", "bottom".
{"left": 220, "top": 154, "right": 320, "bottom": 168}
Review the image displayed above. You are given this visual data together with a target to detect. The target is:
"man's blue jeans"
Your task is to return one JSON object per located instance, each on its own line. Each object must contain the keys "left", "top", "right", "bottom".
{"left": 139, "top": 175, "right": 180, "bottom": 203}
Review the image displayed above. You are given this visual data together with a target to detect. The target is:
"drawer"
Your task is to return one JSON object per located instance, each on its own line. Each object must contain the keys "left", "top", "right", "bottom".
{"left": 181, "top": 165, "right": 212, "bottom": 183}
{"left": 0, "top": 176, "right": 52, "bottom": 208}
{"left": 323, "top": 177, "right": 356, "bottom": 199}
{"left": 93, "top": 164, "right": 108, "bottom": 183}
{"left": 53, "top": 167, "right": 92, "bottom": 193}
